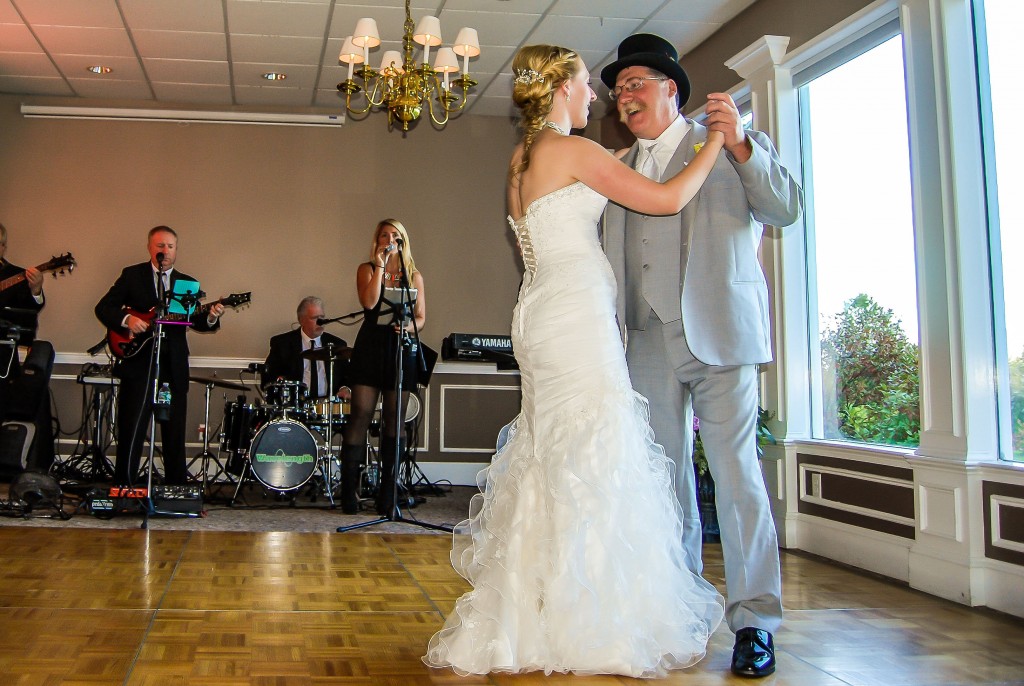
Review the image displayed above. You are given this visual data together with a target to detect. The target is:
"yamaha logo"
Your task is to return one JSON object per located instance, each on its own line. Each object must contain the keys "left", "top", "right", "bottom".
{"left": 471, "top": 337, "right": 481, "bottom": 346}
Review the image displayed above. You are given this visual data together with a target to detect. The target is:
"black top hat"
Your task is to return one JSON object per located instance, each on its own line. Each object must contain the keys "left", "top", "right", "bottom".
{"left": 600, "top": 33, "right": 690, "bottom": 108}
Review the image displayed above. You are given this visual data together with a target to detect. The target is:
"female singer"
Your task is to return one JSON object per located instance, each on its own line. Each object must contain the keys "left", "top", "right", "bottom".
{"left": 339, "top": 219, "right": 426, "bottom": 514}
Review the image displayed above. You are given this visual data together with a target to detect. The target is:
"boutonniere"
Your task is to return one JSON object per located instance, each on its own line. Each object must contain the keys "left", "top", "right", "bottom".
{"left": 693, "top": 141, "right": 706, "bottom": 154}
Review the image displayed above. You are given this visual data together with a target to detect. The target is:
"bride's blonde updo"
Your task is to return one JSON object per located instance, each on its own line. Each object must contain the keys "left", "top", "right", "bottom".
{"left": 510, "top": 44, "right": 580, "bottom": 179}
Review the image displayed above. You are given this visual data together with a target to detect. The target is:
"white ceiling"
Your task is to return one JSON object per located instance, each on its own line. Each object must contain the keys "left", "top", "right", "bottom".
{"left": 0, "top": 0, "right": 757, "bottom": 120}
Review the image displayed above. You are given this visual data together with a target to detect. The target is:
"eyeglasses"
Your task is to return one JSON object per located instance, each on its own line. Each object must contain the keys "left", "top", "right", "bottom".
{"left": 608, "top": 76, "right": 668, "bottom": 101}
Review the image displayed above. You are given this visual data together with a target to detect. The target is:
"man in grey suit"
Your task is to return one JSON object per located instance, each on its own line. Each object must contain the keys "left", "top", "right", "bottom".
{"left": 601, "top": 34, "right": 803, "bottom": 678}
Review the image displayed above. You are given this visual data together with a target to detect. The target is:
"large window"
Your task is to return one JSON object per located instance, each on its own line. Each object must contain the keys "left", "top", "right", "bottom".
{"left": 978, "top": 0, "right": 1024, "bottom": 462}
{"left": 799, "top": 35, "right": 920, "bottom": 447}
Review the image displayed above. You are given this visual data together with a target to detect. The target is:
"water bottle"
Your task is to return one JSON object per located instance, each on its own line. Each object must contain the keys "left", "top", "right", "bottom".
{"left": 155, "top": 382, "right": 172, "bottom": 421}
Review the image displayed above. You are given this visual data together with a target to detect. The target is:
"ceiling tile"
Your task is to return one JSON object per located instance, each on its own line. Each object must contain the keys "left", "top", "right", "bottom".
{"left": 235, "top": 83, "right": 312, "bottom": 106}
{"left": 143, "top": 58, "right": 230, "bottom": 85}
{"left": 529, "top": 15, "right": 642, "bottom": 51}
{"left": 227, "top": 0, "right": 331, "bottom": 37}
{"left": 643, "top": 19, "right": 722, "bottom": 57}
{"left": 229, "top": 34, "right": 323, "bottom": 64}
{"left": 0, "top": 50, "right": 59, "bottom": 77}
{"left": 31, "top": 25, "right": 135, "bottom": 56}
{"left": 652, "top": 0, "right": 758, "bottom": 24}
{"left": 66, "top": 76, "right": 153, "bottom": 99}
{"left": 132, "top": 30, "right": 228, "bottom": 61}
{"left": 550, "top": 0, "right": 664, "bottom": 19}
{"left": 0, "top": 21, "right": 42, "bottom": 51}
{"left": 120, "top": 0, "right": 226, "bottom": 32}
{"left": 0, "top": 74, "right": 74, "bottom": 95}
{"left": 151, "top": 81, "right": 234, "bottom": 104}
{"left": 16, "top": 0, "right": 123, "bottom": 28}
{"left": 438, "top": 9, "right": 541, "bottom": 47}
{"left": 0, "top": 1, "right": 21, "bottom": 23}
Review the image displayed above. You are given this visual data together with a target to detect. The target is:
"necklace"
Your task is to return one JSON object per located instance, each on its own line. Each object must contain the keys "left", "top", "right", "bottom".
{"left": 544, "top": 121, "right": 568, "bottom": 136}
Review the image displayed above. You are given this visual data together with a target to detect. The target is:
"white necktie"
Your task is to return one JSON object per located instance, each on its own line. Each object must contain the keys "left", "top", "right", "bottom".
{"left": 636, "top": 142, "right": 659, "bottom": 180}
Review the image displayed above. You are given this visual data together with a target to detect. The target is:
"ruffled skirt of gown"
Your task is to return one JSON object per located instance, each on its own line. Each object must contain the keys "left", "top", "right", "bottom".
{"left": 423, "top": 183, "right": 724, "bottom": 678}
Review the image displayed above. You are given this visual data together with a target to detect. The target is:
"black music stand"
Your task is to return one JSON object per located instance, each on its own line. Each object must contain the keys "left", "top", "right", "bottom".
{"left": 337, "top": 247, "right": 451, "bottom": 535}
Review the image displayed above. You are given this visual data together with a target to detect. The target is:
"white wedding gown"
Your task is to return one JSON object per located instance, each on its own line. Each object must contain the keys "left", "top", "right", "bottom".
{"left": 423, "top": 182, "right": 724, "bottom": 678}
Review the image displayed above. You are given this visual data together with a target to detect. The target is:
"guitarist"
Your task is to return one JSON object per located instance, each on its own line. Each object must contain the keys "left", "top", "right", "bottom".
{"left": 95, "top": 225, "right": 224, "bottom": 487}
{"left": 0, "top": 223, "right": 45, "bottom": 316}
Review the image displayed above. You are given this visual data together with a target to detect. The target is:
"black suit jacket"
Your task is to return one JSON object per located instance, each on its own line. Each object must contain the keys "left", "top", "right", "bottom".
{"left": 95, "top": 262, "right": 218, "bottom": 384}
{"left": 263, "top": 329, "right": 348, "bottom": 394}
{"left": 0, "top": 260, "right": 45, "bottom": 344}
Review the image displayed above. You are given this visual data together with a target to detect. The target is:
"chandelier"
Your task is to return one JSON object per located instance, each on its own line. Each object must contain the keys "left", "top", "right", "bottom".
{"left": 337, "top": 0, "right": 481, "bottom": 132}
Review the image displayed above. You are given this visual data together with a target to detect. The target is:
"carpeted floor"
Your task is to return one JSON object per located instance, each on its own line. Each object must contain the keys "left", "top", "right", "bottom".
{"left": 0, "top": 477, "right": 476, "bottom": 534}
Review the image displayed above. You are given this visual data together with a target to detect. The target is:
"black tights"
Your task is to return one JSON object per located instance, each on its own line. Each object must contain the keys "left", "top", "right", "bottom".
{"left": 343, "top": 384, "right": 409, "bottom": 447}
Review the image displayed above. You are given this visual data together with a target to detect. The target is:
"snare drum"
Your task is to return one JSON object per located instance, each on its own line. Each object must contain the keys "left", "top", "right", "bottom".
{"left": 265, "top": 380, "right": 307, "bottom": 415}
{"left": 308, "top": 398, "right": 350, "bottom": 427}
{"left": 248, "top": 419, "right": 321, "bottom": 491}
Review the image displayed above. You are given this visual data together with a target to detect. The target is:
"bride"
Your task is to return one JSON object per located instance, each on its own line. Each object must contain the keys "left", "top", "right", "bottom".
{"left": 424, "top": 44, "right": 726, "bottom": 678}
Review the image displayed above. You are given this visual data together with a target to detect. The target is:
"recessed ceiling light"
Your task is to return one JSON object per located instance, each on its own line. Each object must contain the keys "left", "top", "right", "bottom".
{"left": 262, "top": 72, "right": 287, "bottom": 81}
{"left": 86, "top": 65, "right": 111, "bottom": 75}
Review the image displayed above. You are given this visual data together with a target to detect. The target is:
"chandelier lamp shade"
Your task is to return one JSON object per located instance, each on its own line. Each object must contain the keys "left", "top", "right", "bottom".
{"left": 337, "top": 0, "right": 480, "bottom": 131}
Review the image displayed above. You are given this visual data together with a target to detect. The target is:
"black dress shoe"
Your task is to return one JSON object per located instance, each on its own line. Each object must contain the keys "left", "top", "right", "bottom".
{"left": 731, "top": 627, "right": 776, "bottom": 677}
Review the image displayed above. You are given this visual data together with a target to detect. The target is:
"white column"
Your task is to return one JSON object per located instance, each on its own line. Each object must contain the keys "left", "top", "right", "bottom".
{"left": 900, "top": 0, "right": 996, "bottom": 604}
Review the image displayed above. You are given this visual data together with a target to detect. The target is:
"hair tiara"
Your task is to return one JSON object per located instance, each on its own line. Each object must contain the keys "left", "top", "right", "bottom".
{"left": 513, "top": 68, "right": 544, "bottom": 86}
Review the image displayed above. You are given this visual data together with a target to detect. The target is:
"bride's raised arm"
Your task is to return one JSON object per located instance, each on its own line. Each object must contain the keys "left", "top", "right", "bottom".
{"left": 570, "top": 130, "right": 724, "bottom": 216}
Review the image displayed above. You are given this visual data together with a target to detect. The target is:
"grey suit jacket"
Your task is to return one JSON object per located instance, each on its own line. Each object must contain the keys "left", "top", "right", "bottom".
{"left": 604, "top": 120, "right": 802, "bottom": 367}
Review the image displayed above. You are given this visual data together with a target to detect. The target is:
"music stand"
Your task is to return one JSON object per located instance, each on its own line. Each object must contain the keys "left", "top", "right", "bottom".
{"left": 337, "top": 250, "right": 451, "bottom": 534}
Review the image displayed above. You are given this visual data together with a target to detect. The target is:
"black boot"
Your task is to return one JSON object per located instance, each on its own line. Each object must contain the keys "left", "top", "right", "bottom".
{"left": 339, "top": 444, "right": 365, "bottom": 515}
{"left": 375, "top": 436, "right": 402, "bottom": 516}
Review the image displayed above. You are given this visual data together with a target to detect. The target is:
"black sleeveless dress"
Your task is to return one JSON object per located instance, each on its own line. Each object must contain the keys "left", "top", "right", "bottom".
{"left": 347, "top": 266, "right": 419, "bottom": 392}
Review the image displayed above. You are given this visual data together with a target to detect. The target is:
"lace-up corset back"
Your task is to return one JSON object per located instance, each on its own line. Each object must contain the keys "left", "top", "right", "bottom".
{"left": 508, "top": 182, "right": 608, "bottom": 281}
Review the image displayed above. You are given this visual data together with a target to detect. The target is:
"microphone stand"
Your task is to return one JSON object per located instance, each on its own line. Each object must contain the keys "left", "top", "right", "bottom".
{"left": 140, "top": 275, "right": 200, "bottom": 528}
{"left": 337, "top": 242, "right": 451, "bottom": 534}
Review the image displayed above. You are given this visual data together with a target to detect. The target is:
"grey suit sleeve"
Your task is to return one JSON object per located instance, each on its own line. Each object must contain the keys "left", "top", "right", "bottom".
{"left": 728, "top": 130, "right": 803, "bottom": 228}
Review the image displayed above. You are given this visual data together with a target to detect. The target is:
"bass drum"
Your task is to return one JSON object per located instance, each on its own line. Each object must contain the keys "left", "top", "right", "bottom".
{"left": 248, "top": 419, "right": 321, "bottom": 491}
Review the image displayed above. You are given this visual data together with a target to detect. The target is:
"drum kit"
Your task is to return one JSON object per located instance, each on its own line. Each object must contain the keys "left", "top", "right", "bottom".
{"left": 189, "top": 344, "right": 425, "bottom": 509}
{"left": 220, "top": 377, "right": 350, "bottom": 504}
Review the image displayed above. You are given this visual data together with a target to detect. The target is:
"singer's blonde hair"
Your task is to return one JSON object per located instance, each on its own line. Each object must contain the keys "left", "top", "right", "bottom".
{"left": 370, "top": 218, "right": 417, "bottom": 276}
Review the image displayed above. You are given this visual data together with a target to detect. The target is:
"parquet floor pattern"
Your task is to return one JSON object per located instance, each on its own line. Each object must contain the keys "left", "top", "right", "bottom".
{"left": 0, "top": 526, "right": 1021, "bottom": 685}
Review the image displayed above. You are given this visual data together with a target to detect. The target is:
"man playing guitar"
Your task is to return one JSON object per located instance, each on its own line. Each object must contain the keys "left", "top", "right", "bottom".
{"left": 95, "top": 225, "right": 225, "bottom": 487}
{"left": 0, "top": 223, "right": 45, "bottom": 315}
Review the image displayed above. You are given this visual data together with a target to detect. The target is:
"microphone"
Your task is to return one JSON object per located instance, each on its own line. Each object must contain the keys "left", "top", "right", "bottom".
{"left": 316, "top": 318, "right": 328, "bottom": 326}
{"left": 383, "top": 244, "right": 395, "bottom": 253}
{"left": 156, "top": 252, "right": 165, "bottom": 264}
{"left": 396, "top": 238, "right": 404, "bottom": 247}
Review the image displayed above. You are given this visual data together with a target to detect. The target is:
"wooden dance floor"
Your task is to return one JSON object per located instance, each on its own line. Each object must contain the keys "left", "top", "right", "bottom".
{"left": 0, "top": 525, "right": 1021, "bottom": 685}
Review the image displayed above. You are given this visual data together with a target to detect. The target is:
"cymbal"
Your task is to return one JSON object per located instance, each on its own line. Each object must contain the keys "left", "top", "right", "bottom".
{"left": 189, "top": 375, "right": 248, "bottom": 391}
{"left": 301, "top": 345, "right": 353, "bottom": 362}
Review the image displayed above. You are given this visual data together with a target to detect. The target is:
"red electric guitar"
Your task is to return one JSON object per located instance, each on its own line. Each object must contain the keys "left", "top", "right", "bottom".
{"left": 107, "top": 292, "right": 251, "bottom": 359}
{"left": 0, "top": 252, "right": 76, "bottom": 293}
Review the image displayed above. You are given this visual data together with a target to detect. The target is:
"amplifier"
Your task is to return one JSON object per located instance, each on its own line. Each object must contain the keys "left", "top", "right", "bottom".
{"left": 151, "top": 484, "right": 204, "bottom": 514}
{"left": 441, "top": 333, "right": 518, "bottom": 369}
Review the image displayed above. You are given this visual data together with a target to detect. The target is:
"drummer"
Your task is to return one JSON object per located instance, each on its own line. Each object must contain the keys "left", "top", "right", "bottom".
{"left": 262, "top": 296, "right": 350, "bottom": 402}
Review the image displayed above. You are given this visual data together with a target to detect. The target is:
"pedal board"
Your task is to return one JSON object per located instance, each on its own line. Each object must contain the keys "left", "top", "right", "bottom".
{"left": 151, "top": 484, "right": 204, "bottom": 514}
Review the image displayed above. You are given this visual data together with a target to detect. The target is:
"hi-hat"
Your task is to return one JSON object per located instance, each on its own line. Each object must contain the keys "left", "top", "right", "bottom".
{"left": 189, "top": 375, "right": 248, "bottom": 391}
{"left": 301, "top": 345, "right": 353, "bottom": 362}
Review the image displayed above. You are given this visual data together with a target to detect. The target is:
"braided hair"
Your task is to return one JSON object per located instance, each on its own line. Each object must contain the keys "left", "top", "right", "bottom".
{"left": 510, "top": 44, "right": 580, "bottom": 180}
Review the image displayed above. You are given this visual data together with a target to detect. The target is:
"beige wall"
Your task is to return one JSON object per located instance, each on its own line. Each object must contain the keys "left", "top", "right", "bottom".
{"left": 0, "top": 94, "right": 523, "bottom": 360}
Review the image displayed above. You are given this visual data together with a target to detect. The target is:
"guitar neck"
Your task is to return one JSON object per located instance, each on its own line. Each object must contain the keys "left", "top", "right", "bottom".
{"left": 0, "top": 273, "right": 26, "bottom": 292}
